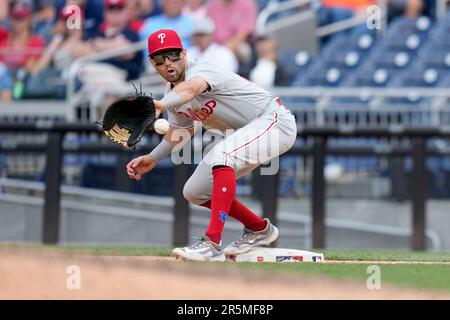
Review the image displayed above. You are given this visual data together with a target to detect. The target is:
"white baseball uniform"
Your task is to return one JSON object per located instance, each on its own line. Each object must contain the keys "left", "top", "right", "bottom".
{"left": 165, "top": 58, "right": 297, "bottom": 205}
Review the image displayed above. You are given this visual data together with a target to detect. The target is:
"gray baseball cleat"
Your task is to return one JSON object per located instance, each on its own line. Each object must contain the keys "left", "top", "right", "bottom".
{"left": 223, "top": 218, "right": 279, "bottom": 256}
{"left": 172, "top": 235, "right": 225, "bottom": 262}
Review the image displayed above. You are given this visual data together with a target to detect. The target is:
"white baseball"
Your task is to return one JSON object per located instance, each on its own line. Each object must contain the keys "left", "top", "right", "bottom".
{"left": 154, "top": 118, "right": 170, "bottom": 134}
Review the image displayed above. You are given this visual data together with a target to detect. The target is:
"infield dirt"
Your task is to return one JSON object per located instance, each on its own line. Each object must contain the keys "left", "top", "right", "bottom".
{"left": 1, "top": 247, "right": 449, "bottom": 299}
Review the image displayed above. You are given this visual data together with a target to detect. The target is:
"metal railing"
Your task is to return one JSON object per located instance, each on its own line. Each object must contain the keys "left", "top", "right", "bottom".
{"left": 1, "top": 122, "right": 449, "bottom": 250}
{"left": 66, "top": 39, "right": 147, "bottom": 102}
{"left": 65, "top": 40, "right": 166, "bottom": 122}
{"left": 256, "top": 0, "right": 388, "bottom": 38}
{"left": 1, "top": 87, "right": 450, "bottom": 135}
{"left": 0, "top": 178, "right": 442, "bottom": 250}
{"left": 273, "top": 87, "right": 450, "bottom": 127}
{"left": 256, "top": 0, "right": 311, "bottom": 35}
{"left": 2, "top": 87, "right": 450, "bottom": 128}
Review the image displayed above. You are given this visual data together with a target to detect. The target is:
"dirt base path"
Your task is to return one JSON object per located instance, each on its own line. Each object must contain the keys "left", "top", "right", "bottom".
{"left": 1, "top": 248, "right": 448, "bottom": 300}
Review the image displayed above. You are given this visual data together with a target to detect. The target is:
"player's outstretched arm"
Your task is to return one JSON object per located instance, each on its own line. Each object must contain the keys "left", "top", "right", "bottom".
{"left": 154, "top": 77, "right": 209, "bottom": 112}
{"left": 126, "top": 155, "right": 157, "bottom": 181}
{"left": 126, "top": 125, "right": 195, "bottom": 181}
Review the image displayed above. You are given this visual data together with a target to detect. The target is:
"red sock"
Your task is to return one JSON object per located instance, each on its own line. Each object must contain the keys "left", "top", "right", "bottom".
{"left": 201, "top": 199, "right": 267, "bottom": 232}
{"left": 205, "top": 166, "right": 236, "bottom": 244}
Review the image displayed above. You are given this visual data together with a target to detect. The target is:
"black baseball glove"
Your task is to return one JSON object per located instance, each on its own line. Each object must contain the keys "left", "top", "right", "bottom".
{"left": 99, "top": 86, "right": 156, "bottom": 148}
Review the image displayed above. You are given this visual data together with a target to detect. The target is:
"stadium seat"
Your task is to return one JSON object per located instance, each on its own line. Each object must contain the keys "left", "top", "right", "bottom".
{"left": 372, "top": 49, "right": 413, "bottom": 69}
{"left": 420, "top": 45, "right": 450, "bottom": 69}
{"left": 341, "top": 63, "right": 392, "bottom": 88}
{"left": 322, "top": 50, "right": 363, "bottom": 69}
{"left": 382, "top": 33, "right": 424, "bottom": 52}
{"left": 278, "top": 50, "right": 314, "bottom": 85}
{"left": 385, "top": 16, "right": 432, "bottom": 38}
{"left": 437, "top": 73, "right": 450, "bottom": 87}
{"left": 321, "top": 32, "right": 376, "bottom": 59}
{"left": 293, "top": 58, "right": 348, "bottom": 87}
{"left": 389, "top": 61, "right": 441, "bottom": 87}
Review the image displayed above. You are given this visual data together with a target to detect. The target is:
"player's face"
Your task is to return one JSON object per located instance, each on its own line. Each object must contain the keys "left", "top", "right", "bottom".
{"left": 150, "top": 49, "right": 186, "bottom": 83}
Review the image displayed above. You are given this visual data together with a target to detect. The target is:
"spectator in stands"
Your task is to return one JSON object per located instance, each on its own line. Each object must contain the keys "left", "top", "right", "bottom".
{"left": 0, "top": 62, "right": 13, "bottom": 101}
{"left": 188, "top": 17, "right": 238, "bottom": 72}
{"left": 88, "top": 0, "right": 143, "bottom": 81}
{"left": 316, "top": 0, "right": 424, "bottom": 28}
{"left": 18, "top": 4, "right": 92, "bottom": 98}
{"left": 0, "top": 1, "right": 9, "bottom": 23}
{"left": 183, "top": 0, "right": 207, "bottom": 20}
{"left": 388, "top": 0, "right": 424, "bottom": 21}
{"left": 0, "top": 28, "right": 9, "bottom": 100}
{"left": 422, "top": 0, "right": 436, "bottom": 18}
{"left": 33, "top": 0, "right": 57, "bottom": 44}
{"left": 126, "top": 0, "right": 145, "bottom": 32}
{"left": 0, "top": 2, "right": 45, "bottom": 99}
{"left": 314, "top": 0, "right": 361, "bottom": 27}
{"left": 137, "top": 0, "right": 162, "bottom": 19}
{"left": 249, "top": 34, "right": 291, "bottom": 88}
{"left": 55, "top": 0, "right": 104, "bottom": 39}
{"left": 0, "top": 26, "right": 6, "bottom": 41}
{"left": 206, "top": 0, "right": 258, "bottom": 60}
{"left": 100, "top": 0, "right": 143, "bottom": 34}
{"left": 0, "top": 1, "right": 57, "bottom": 42}
{"left": 139, "top": 0, "right": 193, "bottom": 48}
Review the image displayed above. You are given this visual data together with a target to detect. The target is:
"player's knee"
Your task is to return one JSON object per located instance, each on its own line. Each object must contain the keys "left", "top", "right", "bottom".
{"left": 183, "top": 183, "right": 202, "bottom": 205}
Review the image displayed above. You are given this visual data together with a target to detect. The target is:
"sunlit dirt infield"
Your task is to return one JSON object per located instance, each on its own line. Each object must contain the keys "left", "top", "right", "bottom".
{"left": 1, "top": 247, "right": 449, "bottom": 299}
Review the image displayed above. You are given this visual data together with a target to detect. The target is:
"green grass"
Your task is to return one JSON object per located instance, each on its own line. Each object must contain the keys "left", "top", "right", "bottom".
{"left": 53, "top": 244, "right": 174, "bottom": 257}
{"left": 6, "top": 243, "right": 450, "bottom": 262}
{"left": 319, "top": 249, "right": 450, "bottom": 262}
{"left": 234, "top": 261, "right": 450, "bottom": 292}
{"left": 3, "top": 243, "right": 450, "bottom": 293}
{"left": 1, "top": 243, "right": 174, "bottom": 257}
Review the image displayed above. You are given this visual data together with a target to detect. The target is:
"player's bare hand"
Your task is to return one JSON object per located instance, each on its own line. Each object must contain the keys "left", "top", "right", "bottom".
{"left": 126, "top": 155, "right": 157, "bottom": 181}
{"left": 154, "top": 100, "right": 164, "bottom": 116}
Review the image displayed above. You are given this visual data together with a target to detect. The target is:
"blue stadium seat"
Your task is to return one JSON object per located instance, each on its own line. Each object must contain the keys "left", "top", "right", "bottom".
{"left": 278, "top": 49, "right": 314, "bottom": 85}
{"left": 389, "top": 61, "right": 441, "bottom": 87}
{"left": 372, "top": 49, "right": 413, "bottom": 69}
{"left": 293, "top": 59, "right": 348, "bottom": 87}
{"left": 382, "top": 33, "right": 424, "bottom": 52}
{"left": 370, "top": 17, "right": 431, "bottom": 56}
{"left": 385, "top": 16, "right": 433, "bottom": 38}
{"left": 428, "top": 29, "right": 450, "bottom": 49}
{"left": 438, "top": 73, "right": 450, "bottom": 87}
{"left": 322, "top": 32, "right": 376, "bottom": 57}
{"left": 341, "top": 63, "right": 392, "bottom": 88}
{"left": 427, "top": 16, "right": 450, "bottom": 48}
{"left": 282, "top": 96, "right": 317, "bottom": 107}
{"left": 322, "top": 50, "right": 363, "bottom": 69}
{"left": 420, "top": 44, "right": 450, "bottom": 69}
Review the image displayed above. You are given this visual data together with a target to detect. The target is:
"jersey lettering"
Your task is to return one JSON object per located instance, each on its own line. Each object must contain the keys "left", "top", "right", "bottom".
{"left": 177, "top": 99, "right": 217, "bottom": 122}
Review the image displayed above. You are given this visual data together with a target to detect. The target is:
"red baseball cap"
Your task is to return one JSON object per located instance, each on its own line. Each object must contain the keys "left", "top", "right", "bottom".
{"left": 10, "top": 2, "right": 32, "bottom": 19}
{"left": 60, "top": 5, "right": 74, "bottom": 20}
{"left": 59, "top": 4, "right": 84, "bottom": 20}
{"left": 104, "top": 0, "right": 126, "bottom": 7}
{"left": 147, "top": 29, "right": 183, "bottom": 57}
{"left": 0, "top": 27, "right": 7, "bottom": 42}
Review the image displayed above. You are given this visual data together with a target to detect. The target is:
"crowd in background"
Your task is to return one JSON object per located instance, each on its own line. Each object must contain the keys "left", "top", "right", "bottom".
{"left": 0, "top": 0, "right": 441, "bottom": 102}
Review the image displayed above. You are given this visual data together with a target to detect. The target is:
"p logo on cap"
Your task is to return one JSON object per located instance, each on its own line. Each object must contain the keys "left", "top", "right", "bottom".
{"left": 158, "top": 33, "right": 166, "bottom": 44}
{"left": 148, "top": 29, "right": 183, "bottom": 57}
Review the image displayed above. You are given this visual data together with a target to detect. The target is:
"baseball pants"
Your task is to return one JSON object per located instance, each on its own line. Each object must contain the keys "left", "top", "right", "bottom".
{"left": 183, "top": 99, "right": 297, "bottom": 205}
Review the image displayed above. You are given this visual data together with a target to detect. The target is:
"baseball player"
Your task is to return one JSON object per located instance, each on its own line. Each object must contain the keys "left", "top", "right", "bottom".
{"left": 126, "top": 29, "right": 297, "bottom": 262}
